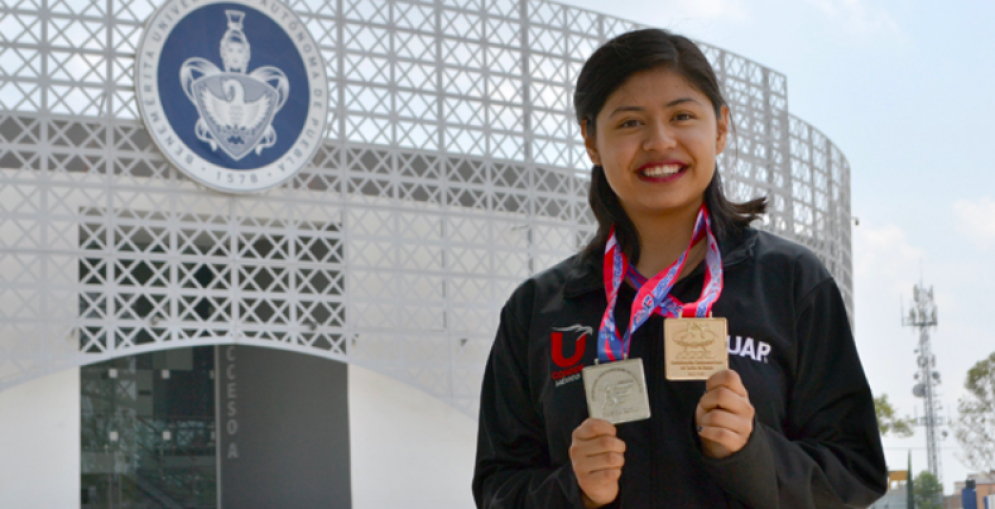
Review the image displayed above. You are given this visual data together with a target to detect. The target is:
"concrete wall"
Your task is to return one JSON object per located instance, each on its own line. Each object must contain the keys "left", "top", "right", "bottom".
{"left": 0, "top": 368, "right": 81, "bottom": 509}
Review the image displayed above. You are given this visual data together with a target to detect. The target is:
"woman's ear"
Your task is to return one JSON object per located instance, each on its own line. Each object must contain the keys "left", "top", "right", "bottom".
{"left": 715, "top": 106, "right": 729, "bottom": 155}
{"left": 581, "top": 119, "right": 601, "bottom": 166}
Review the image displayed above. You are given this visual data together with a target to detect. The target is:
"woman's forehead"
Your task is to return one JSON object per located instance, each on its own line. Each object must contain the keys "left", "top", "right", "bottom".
{"left": 601, "top": 69, "right": 708, "bottom": 112}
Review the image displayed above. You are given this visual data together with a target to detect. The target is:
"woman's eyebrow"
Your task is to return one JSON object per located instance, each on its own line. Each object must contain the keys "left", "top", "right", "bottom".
{"left": 607, "top": 106, "right": 645, "bottom": 118}
{"left": 665, "top": 97, "right": 698, "bottom": 108}
{"left": 607, "top": 97, "right": 700, "bottom": 118}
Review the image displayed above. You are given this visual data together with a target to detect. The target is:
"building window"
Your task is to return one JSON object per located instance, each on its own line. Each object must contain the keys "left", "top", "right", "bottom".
{"left": 80, "top": 347, "right": 217, "bottom": 509}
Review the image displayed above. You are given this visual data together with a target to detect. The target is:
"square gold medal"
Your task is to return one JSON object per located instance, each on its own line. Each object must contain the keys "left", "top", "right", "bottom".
{"left": 664, "top": 317, "right": 729, "bottom": 381}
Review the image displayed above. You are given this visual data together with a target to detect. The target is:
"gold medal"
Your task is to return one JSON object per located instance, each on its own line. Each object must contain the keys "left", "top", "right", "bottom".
{"left": 582, "top": 358, "right": 651, "bottom": 424}
{"left": 664, "top": 317, "right": 728, "bottom": 380}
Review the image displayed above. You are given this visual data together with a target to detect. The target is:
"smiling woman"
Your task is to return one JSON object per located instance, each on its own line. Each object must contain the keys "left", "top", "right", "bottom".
{"left": 473, "top": 28, "right": 888, "bottom": 509}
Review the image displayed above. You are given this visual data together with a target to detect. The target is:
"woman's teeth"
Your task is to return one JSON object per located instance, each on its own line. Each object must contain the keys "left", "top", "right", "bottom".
{"left": 641, "top": 164, "right": 683, "bottom": 177}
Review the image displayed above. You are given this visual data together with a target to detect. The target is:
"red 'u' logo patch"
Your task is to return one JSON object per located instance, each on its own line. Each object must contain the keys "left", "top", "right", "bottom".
{"left": 551, "top": 331, "right": 586, "bottom": 367}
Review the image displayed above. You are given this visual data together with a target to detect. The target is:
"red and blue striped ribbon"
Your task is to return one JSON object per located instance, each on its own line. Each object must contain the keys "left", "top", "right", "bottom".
{"left": 596, "top": 205, "right": 724, "bottom": 363}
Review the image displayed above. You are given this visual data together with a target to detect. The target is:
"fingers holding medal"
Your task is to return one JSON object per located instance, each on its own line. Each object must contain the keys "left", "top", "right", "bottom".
{"left": 694, "top": 369, "right": 754, "bottom": 459}
{"left": 570, "top": 418, "right": 626, "bottom": 509}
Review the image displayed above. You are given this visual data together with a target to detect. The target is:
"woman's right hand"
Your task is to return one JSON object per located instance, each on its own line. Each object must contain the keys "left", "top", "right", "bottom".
{"left": 569, "top": 418, "right": 626, "bottom": 508}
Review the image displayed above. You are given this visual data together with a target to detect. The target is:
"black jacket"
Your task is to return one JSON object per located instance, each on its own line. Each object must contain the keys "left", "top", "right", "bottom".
{"left": 473, "top": 227, "right": 887, "bottom": 509}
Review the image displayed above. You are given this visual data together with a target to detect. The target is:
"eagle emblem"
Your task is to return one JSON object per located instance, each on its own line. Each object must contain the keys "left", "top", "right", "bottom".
{"left": 179, "top": 10, "right": 288, "bottom": 161}
{"left": 675, "top": 321, "right": 718, "bottom": 355}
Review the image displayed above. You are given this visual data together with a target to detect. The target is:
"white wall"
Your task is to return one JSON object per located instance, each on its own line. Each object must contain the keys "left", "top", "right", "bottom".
{"left": 0, "top": 368, "right": 80, "bottom": 509}
{"left": 349, "top": 365, "right": 478, "bottom": 509}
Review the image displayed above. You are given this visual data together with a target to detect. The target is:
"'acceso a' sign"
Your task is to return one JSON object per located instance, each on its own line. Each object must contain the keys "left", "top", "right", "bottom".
{"left": 136, "top": 0, "right": 328, "bottom": 193}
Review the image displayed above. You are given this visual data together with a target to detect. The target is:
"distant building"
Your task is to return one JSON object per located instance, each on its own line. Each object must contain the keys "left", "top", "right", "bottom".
{"left": 953, "top": 472, "right": 995, "bottom": 509}
{"left": 871, "top": 487, "right": 910, "bottom": 509}
{"left": 870, "top": 471, "right": 911, "bottom": 509}
{"left": 870, "top": 470, "right": 995, "bottom": 509}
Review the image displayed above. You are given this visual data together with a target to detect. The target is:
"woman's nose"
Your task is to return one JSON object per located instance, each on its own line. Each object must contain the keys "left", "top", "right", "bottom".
{"left": 642, "top": 121, "right": 677, "bottom": 152}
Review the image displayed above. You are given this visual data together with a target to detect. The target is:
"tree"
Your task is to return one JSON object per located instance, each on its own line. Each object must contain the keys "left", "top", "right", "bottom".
{"left": 874, "top": 394, "right": 915, "bottom": 437}
{"left": 913, "top": 470, "right": 943, "bottom": 509}
{"left": 954, "top": 351, "right": 995, "bottom": 472}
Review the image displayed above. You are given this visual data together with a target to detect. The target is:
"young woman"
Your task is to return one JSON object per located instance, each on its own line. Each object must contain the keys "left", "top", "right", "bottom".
{"left": 472, "top": 29, "right": 887, "bottom": 508}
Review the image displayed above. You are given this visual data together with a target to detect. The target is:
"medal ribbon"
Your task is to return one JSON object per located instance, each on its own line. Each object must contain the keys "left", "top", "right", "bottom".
{"left": 596, "top": 205, "right": 724, "bottom": 363}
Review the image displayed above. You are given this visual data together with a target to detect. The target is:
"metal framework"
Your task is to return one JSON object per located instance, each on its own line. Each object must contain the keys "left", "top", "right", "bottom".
{"left": 0, "top": 0, "right": 852, "bottom": 416}
{"left": 903, "top": 283, "right": 944, "bottom": 483}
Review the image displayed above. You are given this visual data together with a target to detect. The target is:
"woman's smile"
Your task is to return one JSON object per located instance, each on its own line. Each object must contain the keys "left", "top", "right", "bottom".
{"left": 636, "top": 160, "right": 687, "bottom": 181}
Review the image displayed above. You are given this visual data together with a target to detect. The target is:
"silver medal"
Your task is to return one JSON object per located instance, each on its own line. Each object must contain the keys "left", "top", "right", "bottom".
{"left": 581, "top": 357, "right": 651, "bottom": 424}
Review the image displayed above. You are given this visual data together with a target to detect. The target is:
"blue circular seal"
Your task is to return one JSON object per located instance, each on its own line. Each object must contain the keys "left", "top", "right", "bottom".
{"left": 136, "top": 0, "right": 328, "bottom": 193}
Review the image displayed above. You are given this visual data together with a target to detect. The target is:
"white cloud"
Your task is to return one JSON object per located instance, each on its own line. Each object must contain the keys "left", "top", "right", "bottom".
{"left": 953, "top": 197, "right": 995, "bottom": 250}
{"left": 853, "top": 223, "right": 924, "bottom": 294}
{"left": 805, "top": 0, "right": 902, "bottom": 39}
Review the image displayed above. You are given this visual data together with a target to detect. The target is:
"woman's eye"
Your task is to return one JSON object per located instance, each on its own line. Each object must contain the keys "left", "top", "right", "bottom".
{"left": 674, "top": 112, "right": 694, "bottom": 121}
{"left": 619, "top": 119, "right": 640, "bottom": 128}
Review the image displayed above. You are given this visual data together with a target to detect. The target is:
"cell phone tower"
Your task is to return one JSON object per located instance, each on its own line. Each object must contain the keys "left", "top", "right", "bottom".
{"left": 902, "top": 282, "right": 944, "bottom": 483}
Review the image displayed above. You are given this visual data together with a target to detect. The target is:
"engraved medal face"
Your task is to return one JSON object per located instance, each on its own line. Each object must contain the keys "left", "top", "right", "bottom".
{"left": 664, "top": 317, "right": 729, "bottom": 380}
{"left": 582, "top": 358, "right": 651, "bottom": 424}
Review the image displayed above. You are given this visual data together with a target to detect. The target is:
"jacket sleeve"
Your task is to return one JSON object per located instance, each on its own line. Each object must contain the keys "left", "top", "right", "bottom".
{"left": 696, "top": 277, "right": 888, "bottom": 508}
{"left": 472, "top": 282, "right": 588, "bottom": 509}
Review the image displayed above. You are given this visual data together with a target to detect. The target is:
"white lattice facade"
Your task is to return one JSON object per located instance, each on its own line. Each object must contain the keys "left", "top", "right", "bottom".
{"left": 0, "top": 0, "right": 852, "bottom": 416}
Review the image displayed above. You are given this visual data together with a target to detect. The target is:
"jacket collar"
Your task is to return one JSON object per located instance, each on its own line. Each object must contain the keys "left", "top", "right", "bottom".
{"left": 562, "top": 227, "right": 757, "bottom": 299}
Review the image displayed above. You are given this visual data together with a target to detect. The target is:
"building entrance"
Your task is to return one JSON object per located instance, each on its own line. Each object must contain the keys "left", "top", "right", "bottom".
{"left": 81, "top": 347, "right": 217, "bottom": 509}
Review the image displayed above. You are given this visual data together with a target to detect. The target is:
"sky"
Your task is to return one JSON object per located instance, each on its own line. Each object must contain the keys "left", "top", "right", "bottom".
{"left": 553, "top": 0, "right": 995, "bottom": 494}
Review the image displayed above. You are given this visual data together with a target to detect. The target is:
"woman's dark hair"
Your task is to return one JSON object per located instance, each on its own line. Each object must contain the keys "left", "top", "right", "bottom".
{"left": 574, "top": 28, "right": 767, "bottom": 265}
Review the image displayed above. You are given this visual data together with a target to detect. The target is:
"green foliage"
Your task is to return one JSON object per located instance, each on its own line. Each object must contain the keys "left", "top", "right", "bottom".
{"left": 913, "top": 470, "right": 943, "bottom": 509}
{"left": 874, "top": 394, "right": 915, "bottom": 438}
{"left": 954, "top": 351, "right": 995, "bottom": 472}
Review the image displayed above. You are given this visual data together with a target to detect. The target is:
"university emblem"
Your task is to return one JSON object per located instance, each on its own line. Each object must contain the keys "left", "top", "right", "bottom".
{"left": 181, "top": 10, "right": 287, "bottom": 161}
{"left": 551, "top": 324, "right": 591, "bottom": 368}
{"left": 550, "top": 324, "right": 592, "bottom": 386}
{"left": 135, "top": 0, "right": 328, "bottom": 193}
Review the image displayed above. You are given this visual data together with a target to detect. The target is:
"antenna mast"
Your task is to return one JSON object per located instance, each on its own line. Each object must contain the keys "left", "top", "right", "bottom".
{"left": 902, "top": 282, "right": 943, "bottom": 483}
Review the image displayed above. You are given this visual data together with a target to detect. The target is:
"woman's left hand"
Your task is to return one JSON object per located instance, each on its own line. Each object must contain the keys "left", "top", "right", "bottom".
{"left": 694, "top": 369, "right": 755, "bottom": 459}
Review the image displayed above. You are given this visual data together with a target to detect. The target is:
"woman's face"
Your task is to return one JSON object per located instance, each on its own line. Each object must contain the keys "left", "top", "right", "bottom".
{"left": 582, "top": 67, "right": 729, "bottom": 223}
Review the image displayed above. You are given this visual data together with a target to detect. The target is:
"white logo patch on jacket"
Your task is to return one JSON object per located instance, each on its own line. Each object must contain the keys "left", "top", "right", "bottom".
{"left": 727, "top": 336, "right": 771, "bottom": 363}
